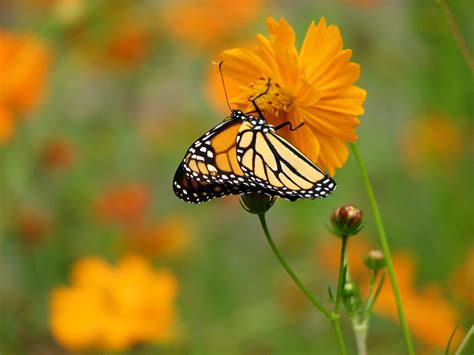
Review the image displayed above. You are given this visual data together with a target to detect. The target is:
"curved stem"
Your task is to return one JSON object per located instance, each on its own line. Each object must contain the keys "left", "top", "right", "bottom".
{"left": 350, "top": 143, "right": 415, "bottom": 355}
{"left": 257, "top": 214, "right": 348, "bottom": 355}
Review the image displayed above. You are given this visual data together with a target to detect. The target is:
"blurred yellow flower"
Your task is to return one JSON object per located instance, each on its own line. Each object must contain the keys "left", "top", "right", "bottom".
{"left": 161, "top": 0, "right": 263, "bottom": 49}
{"left": 94, "top": 183, "right": 151, "bottom": 225}
{"left": 218, "top": 17, "right": 366, "bottom": 175}
{"left": 0, "top": 29, "right": 51, "bottom": 144}
{"left": 125, "top": 215, "right": 192, "bottom": 258}
{"left": 401, "top": 114, "right": 463, "bottom": 177}
{"left": 50, "top": 255, "right": 178, "bottom": 351}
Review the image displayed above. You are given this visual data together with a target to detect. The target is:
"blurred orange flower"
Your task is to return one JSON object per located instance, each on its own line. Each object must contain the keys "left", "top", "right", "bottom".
{"left": 218, "top": 17, "right": 367, "bottom": 175}
{"left": 341, "top": 0, "right": 382, "bottom": 7}
{"left": 160, "top": 0, "right": 263, "bottom": 49}
{"left": 450, "top": 247, "right": 474, "bottom": 311}
{"left": 400, "top": 114, "right": 463, "bottom": 177}
{"left": 15, "top": 207, "right": 52, "bottom": 247}
{"left": 103, "top": 18, "right": 152, "bottom": 68}
{"left": 316, "top": 238, "right": 463, "bottom": 350}
{"left": 40, "top": 138, "right": 76, "bottom": 171}
{"left": 0, "top": 29, "right": 51, "bottom": 143}
{"left": 375, "top": 253, "right": 463, "bottom": 350}
{"left": 94, "top": 183, "right": 151, "bottom": 225}
{"left": 315, "top": 235, "right": 373, "bottom": 284}
{"left": 125, "top": 215, "right": 192, "bottom": 258}
{"left": 50, "top": 255, "right": 178, "bottom": 351}
{"left": 68, "top": 4, "right": 154, "bottom": 70}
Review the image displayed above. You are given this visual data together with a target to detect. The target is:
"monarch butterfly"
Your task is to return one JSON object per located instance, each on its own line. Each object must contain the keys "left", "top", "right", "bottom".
{"left": 173, "top": 112, "right": 336, "bottom": 203}
{"left": 173, "top": 77, "right": 336, "bottom": 203}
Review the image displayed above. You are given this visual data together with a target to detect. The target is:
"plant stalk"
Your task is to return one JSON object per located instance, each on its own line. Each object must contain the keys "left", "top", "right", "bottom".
{"left": 257, "top": 213, "right": 347, "bottom": 355}
{"left": 350, "top": 143, "right": 415, "bottom": 355}
{"left": 436, "top": 0, "right": 474, "bottom": 74}
{"left": 335, "top": 235, "right": 348, "bottom": 313}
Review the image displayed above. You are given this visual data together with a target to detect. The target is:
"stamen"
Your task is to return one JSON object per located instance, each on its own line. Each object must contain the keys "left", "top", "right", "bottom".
{"left": 245, "top": 77, "right": 292, "bottom": 116}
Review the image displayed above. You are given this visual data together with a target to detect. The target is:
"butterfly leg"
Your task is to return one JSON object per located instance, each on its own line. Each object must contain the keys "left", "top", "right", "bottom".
{"left": 274, "top": 121, "right": 305, "bottom": 132}
{"left": 250, "top": 78, "right": 272, "bottom": 119}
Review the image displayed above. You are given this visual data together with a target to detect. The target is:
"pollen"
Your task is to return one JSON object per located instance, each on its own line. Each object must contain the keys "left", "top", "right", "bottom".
{"left": 246, "top": 78, "right": 293, "bottom": 115}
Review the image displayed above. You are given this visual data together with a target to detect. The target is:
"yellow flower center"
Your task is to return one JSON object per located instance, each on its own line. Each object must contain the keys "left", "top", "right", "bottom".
{"left": 248, "top": 78, "right": 293, "bottom": 116}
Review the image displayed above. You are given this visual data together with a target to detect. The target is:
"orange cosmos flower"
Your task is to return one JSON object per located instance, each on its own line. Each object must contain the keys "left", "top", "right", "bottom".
{"left": 218, "top": 17, "right": 367, "bottom": 175}
{"left": 104, "top": 19, "right": 151, "bottom": 68}
{"left": 125, "top": 215, "right": 192, "bottom": 258}
{"left": 374, "top": 253, "right": 463, "bottom": 351}
{"left": 0, "top": 29, "right": 51, "bottom": 143}
{"left": 94, "top": 183, "right": 151, "bottom": 225}
{"left": 450, "top": 247, "right": 474, "bottom": 311}
{"left": 161, "top": 0, "right": 263, "bottom": 49}
{"left": 15, "top": 206, "right": 52, "bottom": 247}
{"left": 315, "top": 235, "right": 373, "bottom": 283}
{"left": 315, "top": 238, "right": 463, "bottom": 351}
{"left": 40, "top": 138, "right": 76, "bottom": 171}
{"left": 400, "top": 113, "right": 463, "bottom": 177}
{"left": 50, "top": 255, "right": 178, "bottom": 351}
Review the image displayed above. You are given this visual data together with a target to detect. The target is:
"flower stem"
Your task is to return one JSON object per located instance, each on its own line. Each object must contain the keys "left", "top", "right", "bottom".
{"left": 353, "top": 319, "right": 369, "bottom": 355}
{"left": 334, "top": 235, "right": 348, "bottom": 313}
{"left": 257, "top": 213, "right": 347, "bottom": 355}
{"left": 436, "top": 0, "right": 474, "bottom": 74}
{"left": 350, "top": 143, "right": 415, "bottom": 355}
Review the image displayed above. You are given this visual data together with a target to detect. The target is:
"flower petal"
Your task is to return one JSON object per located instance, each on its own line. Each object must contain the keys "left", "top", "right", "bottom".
{"left": 277, "top": 108, "right": 321, "bottom": 164}
{"left": 299, "top": 106, "right": 359, "bottom": 141}
{"left": 219, "top": 48, "right": 272, "bottom": 84}
{"left": 266, "top": 17, "right": 296, "bottom": 52}
{"left": 315, "top": 134, "right": 350, "bottom": 175}
{"left": 316, "top": 85, "right": 367, "bottom": 115}
{"left": 299, "top": 18, "right": 343, "bottom": 80}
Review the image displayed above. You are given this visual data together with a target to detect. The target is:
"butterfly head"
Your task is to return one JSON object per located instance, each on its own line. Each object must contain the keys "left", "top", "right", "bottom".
{"left": 231, "top": 110, "right": 246, "bottom": 120}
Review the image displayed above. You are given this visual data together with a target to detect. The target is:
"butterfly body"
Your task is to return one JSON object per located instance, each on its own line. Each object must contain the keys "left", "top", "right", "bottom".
{"left": 173, "top": 110, "right": 336, "bottom": 203}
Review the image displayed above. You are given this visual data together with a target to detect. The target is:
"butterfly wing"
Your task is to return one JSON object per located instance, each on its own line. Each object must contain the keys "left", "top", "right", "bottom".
{"left": 173, "top": 161, "right": 262, "bottom": 203}
{"left": 181, "top": 113, "right": 252, "bottom": 187}
{"left": 236, "top": 120, "right": 336, "bottom": 200}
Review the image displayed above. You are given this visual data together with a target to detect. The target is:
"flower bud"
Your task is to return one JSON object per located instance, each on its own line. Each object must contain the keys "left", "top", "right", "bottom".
{"left": 240, "top": 193, "right": 276, "bottom": 215}
{"left": 343, "top": 282, "right": 358, "bottom": 298}
{"left": 330, "top": 204, "right": 364, "bottom": 237}
{"left": 364, "top": 250, "right": 386, "bottom": 271}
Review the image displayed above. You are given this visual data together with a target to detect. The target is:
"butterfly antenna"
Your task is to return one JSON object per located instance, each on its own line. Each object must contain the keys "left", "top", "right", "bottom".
{"left": 218, "top": 61, "right": 232, "bottom": 113}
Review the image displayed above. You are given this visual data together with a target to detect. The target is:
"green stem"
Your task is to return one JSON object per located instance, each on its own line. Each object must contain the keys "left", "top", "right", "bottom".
{"left": 334, "top": 235, "right": 348, "bottom": 313}
{"left": 350, "top": 143, "right": 415, "bottom": 355}
{"left": 257, "top": 214, "right": 347, "bottom": 355}
{"left": 330, "top": 316, "right": 348, "bottom": 355}
{"left": 436, "top": 0, "right": 474, "bottom": 75}
{"left": 364, "top": 270, "right": 377, "bottom": 315}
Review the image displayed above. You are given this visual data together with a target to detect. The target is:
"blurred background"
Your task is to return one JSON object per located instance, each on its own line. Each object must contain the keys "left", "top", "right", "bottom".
{"left": 0, "top": 0, "right": 472, "bottom": 354}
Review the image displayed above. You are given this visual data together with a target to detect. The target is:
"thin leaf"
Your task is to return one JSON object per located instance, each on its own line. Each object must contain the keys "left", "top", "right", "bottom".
{"left": 445, "top": 323, "right": 459, "bottom": 355}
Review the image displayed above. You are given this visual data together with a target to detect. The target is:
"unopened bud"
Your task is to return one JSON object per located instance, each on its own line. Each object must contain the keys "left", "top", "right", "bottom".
{"left": 364, "top": 250, "right": 386, "bottom": 271}
{"left": 343, "top": 282, "right": 358, "bottom": 298}
{"left": 240, "top": 193, "right": 276, "bottom": 215}
{"left": 330, "top": 204, "right": 364, "bottom": 237}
